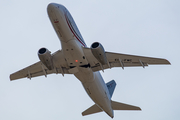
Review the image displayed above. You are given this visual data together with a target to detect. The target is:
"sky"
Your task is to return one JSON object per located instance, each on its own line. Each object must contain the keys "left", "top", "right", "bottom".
{"left": 1, "top": 0, "right": 180, "bottom": 120}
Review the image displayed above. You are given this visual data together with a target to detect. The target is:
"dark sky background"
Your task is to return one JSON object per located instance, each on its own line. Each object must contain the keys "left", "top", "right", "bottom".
{"left": 1, "top": 0, "right": 179, "bottom": 120}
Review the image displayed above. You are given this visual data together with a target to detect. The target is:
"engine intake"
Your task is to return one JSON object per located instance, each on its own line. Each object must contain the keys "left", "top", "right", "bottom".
{"left": 39, "top": 48, "right": 47, "bottom": 54}
{"left": 91, "top": 42, "right": 99, "bottom": 48}
{"left": 91, "top": 42, "right": 107, "bottom": 65}
{"left": 38, "top": 48, "right": 54, "bottom": 70}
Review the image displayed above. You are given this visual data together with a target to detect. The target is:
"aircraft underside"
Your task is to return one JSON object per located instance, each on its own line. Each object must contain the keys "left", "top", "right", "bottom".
{"left": 10, "top": 3, "right": 170, "bottom": 118}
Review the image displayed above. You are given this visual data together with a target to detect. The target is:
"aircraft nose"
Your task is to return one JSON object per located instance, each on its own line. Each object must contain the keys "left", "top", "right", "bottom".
{"left": 47, "top": 3, "right": 56, "bottom": 11}
{"left": 47, "top": 3, "right": 65, "bottom": 14}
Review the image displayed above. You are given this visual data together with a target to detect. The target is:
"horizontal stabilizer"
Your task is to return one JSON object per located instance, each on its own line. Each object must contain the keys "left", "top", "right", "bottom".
{"left": 82, "top": 104, "right": 102, "bottom": 116}
{"left": 111, "top": 100, "right": 141, "bottom": 110}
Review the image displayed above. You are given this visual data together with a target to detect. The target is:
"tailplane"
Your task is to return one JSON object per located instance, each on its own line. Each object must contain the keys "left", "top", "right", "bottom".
{"left": 82, "top": 104, "right": 102, "bottom": 116}
{"left": 82, "top": 80, "right": 141, "bottom": 117}
{"left": 82, "top": 101, "right": 141, "bottom": 117}
{"left": 111, "top": 100, "right": 141, "bottom": 110}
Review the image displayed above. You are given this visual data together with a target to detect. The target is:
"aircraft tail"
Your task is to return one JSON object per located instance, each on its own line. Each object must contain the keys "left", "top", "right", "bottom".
{"left": 82, "top": 101, "right": 141, "bottom": 117}
{"left": 106, "top": 80, "right": 141, "bottom": 110}
{"left": 82, "top": 80, "right": 141, "bottom": 117}
{"left": 107, "top": 80, "right": 141, "bottom": 111}
{"left": 106, "top": 80, "right": 116, "bottom": 98}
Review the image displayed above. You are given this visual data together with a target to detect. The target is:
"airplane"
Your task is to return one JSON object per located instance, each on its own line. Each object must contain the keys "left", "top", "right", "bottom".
{"left": 10, "top": 3, "right": 170, "bottom": 118}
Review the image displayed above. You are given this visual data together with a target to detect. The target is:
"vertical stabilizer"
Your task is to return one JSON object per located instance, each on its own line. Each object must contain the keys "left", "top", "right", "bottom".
{"left": 106, "top": 80, "right": 116, "bottom": 98}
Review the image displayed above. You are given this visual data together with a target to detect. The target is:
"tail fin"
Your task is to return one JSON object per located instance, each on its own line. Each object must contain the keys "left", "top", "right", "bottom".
{"left": 106, "top": 80, "right": 116, "bottom": 98}
{"left": 111, "top": 100, "right": 141, "bottom": 110}
{"left": 82, "top": 104, "right": 102, "bottom": 116}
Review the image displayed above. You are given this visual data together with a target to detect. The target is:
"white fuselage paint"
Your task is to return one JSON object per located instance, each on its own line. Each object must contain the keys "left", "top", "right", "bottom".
{"left": 47, "top": 3, "right": 114, "bottom": 118}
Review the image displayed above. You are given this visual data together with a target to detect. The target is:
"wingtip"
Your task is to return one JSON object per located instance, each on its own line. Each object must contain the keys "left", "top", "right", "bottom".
{"left": 82, "top": 113, "right": 85, "bottom": 116}
{"left": 9, "top": 74, "right": 13, "bottom": 81}
{"left": 166, "top": 59, "right": 171, "bottom": 65}
{"left": 138, "top": 107, "right": 142, "bottom": 111}
{"left": 9, "top": 74, "right": 18, "bottom": 81}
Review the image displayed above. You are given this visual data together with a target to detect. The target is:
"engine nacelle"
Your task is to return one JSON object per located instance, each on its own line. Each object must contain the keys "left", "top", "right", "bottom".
{"left": 38, "top": 48, "right": 54, "bottom": 70}
{"left": 91, "top": 42, "right": 107, "bottom": 65}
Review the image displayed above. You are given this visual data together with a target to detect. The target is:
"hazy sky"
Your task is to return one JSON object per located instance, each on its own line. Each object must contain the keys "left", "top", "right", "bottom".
{"left": 1, "top": 0, "right": 180, "bottom": 120}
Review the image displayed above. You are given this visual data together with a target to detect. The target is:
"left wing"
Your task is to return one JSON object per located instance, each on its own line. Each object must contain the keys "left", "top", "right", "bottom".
{"left": 83, "top": 47, "right": 170, "bottom": 72}
{"left": 10, "top": 50, "right": 70, "bottom": 81}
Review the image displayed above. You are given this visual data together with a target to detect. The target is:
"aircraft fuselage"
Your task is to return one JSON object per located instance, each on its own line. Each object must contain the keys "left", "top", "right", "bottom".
{"left": 47, "top": 3, "right": 114, "bottom": 118}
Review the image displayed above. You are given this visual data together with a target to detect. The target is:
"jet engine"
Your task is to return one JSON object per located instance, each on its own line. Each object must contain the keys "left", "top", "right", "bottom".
{"left": 91, "top": 42, "right": 108, "bottom": 65}
{"left": 38, "top": 48, "right": 54, "bottom": 70}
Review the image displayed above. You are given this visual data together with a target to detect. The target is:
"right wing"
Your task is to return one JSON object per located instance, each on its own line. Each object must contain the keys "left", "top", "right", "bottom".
{"left": 83, "top": 47, "right": 170, "bottom": 72}
{"left": 10, "top": 50, "right": 70, "bottom": 81}
{"left": 105, "top": 51, "right": 171, "bottom": 67}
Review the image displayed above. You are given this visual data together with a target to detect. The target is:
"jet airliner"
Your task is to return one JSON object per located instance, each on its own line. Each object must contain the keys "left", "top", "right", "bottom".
{"left": 10, "top": 3, "right": 170, "bottom": 118}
